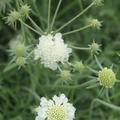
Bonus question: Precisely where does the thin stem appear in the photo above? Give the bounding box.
[63,24,91,36]
[87,66,98,74]
[71,45,90,50]
[98,87,104,97]
[16,0,26,43]
[51,0,62,31]
[106,88,111,103]
[32,1,45,29]
[21,22,26,43]
[47,0,51,32]
[40,79,97,89]
[94,55,103,69]
[89,98,120,120]
[19,19,42,35]
[28,15,43,34]
[57,64,62,72]
[55,2,94,32]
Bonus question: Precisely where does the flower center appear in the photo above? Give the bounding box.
[48,105,66,120]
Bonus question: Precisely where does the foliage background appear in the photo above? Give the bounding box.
[0,0,120,120]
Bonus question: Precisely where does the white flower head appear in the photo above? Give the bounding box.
[35,94,76,120]
[34,33,72,70]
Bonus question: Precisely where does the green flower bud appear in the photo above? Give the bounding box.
[89,42,100,54]
[21,4,30,16]
[16,57,26,66]
[98,67,116,88]
[61,70,71,80]
[88,18,102,29]
[14,44,26,57]
[74,61,84,72]
[7,10,20,25]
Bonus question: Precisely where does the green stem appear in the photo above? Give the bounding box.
[32,0,45,30]
[71,46,90,50]
[47,0,51,32]
[16,0,26,43]
[41,79,97,90]
[51,0,62,31]
[94,55,103,69]
[19,19,42,35]
[62,24,91,36]
[55,2,94,32]
[28,15,43,34]
[89,98,120,120]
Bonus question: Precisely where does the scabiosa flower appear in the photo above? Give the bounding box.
[34,33,72,70]
[61,70,71,80]
[35,94,76,120]
[20,4,31,17]
[87,18,102,29]
[98,67,116,88]
[74,61,84,72]
[6,10,20,25]
[9,35,23,50]
[13,43,26,57]
[89,41,101,54]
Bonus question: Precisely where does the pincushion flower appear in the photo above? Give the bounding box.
[34,33,72,70]
[35,94,76,120]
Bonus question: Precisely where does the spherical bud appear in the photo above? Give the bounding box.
[61,70,71,80]
[7,10,20,25]
[20,4,30,16]
[93,0,104,6]
[16,57,26,66]
[88,18,102,29]
[98,67,116,88]
[89,42,101,54]
[14,44,26,57]
[74,61,84,72]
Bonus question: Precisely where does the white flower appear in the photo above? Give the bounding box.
[35,94,76,120]
[34,33,72,70]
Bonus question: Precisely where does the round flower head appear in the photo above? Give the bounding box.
[34,33,72,70]
[61,70,71,80]
[14,43,26,57]
[9,34,23,50]
[35,94,76,120]
[89,41,101,54]
[88,18,102,29]
[74,61,84,72]
[20,4,31,16]
[98,67,116,88]
[7,10,20,25]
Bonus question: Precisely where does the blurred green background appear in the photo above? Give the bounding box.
[0,0,120,120]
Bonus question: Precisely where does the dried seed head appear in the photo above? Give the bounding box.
[98,67,116,88]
